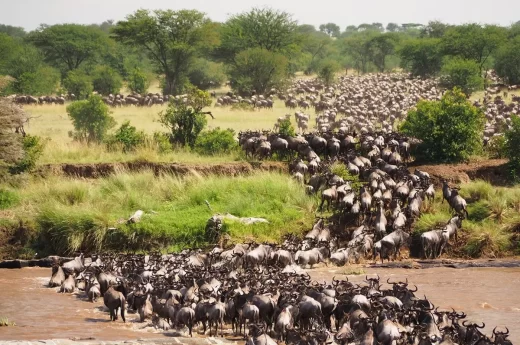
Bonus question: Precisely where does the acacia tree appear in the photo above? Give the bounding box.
[28,24,108,73]
[113,9,218,95]
[342,33,375,74]
[369,33,399,72]
[219,7,299,62]
[399,38,443,78]
[158,87,213,148]
[494,37,520,85]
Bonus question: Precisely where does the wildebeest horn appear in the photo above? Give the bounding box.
[409,285,418,292]
[476,322,485,329]
[387,278,396,285]
[463,320,470,327]
[493,326,497,336]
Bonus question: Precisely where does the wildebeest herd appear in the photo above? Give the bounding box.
[47,249,512,345]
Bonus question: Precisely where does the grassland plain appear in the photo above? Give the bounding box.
[0,171,317,258]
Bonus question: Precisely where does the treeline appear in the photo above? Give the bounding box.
[1,12,520,97]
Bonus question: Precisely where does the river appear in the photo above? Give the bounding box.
[0,266,518,343]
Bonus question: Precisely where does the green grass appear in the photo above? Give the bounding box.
[415,180,520,258]
[1,171,316,255]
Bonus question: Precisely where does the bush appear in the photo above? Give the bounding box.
[228,48,289,95]
[194,128,237,155]
[330,162,362,190]
[505,116,520,181]
[66,95,115,143]
[400,88,485,163]
[9,135,45,174]
[63,70,93,100]
[91,65,123,95]
[278,119,296,137]
[105,121,146,153]
[152,132,173,153]
[399,38,443,78]
[158,87,212,148]
[127,67,149,94]
[12,66,60,96]
[440,58,483,95]
[317,59,340,86]
[485,135,507,158]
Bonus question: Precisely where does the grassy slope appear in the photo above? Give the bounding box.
[414,180,520,258]
[0,171,316,256]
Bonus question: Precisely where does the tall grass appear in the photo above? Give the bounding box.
[416,180,520,257]
[3,171,316,255]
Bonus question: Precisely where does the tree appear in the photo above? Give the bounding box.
[317,59,340,86]
[0,24,26,38]
[219,7,299,62]
[421,21,449,38]
[0,98,26,170]
[440,58,483,95]
[505,116,520,181]
[342,33,375,74]
[158,87,213,148]
[91,65,123,95]
[63,70,93,100]
[127,67,150,94]
[13,66,60,96]
[319,23,340,38]
[400,88,485,163]
[399,38,443,78]
[386,23,400,32]
[300,31,333,73]
[28,24,108,73]
[66,95,115,143]
[441,24,507,73]
[188,58,227,90]
[228,48,289,95]
[369,33,399,72]
[494,37,520,85]
[113,9,217,95]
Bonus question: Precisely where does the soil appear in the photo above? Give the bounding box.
[37,161,288,178]
[410,158,510,186]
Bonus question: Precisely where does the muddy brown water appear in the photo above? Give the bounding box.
[0,267,519,343]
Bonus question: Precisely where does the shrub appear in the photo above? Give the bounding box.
[158,87,212,148]
[9,135,45,174]
[317,59,340,86]
[66,95,115,143]
[505,116,520,181]
[63,70,93,100]
[400,88,485,163]
[105,121,146,152]
[278,119,296,137]
[0,188,18,209]
[152,132,173,153]
[330,162,362,190]
[440,58,483,95]
[194,128,237,155]
[485,135,506,159]
[91,65,123,95]
[127,67,149,94]
[188,58,227,90]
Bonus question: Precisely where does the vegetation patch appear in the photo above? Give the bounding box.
[1,171,316,256]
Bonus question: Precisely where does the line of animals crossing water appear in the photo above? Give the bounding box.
[46,250,513,345]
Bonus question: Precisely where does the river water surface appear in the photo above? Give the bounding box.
[0,267,519,343]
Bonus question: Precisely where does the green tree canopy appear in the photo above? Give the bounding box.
[317,59,340,86]
[319,23,340,37]
[0,24,26,38]
[91,65,123,95]
[113,9,218,95]
[188,58,226,90]
[441,24,506,73]
[386,23,400,32]
[494,37,520,85]
[341,33,375,74]
[228,48,289,95]
[399,38,442,78]
[400,88,485,163]
[218,7,299,62]
[158,87,213,148]
[369,33,399,72]
[66,95,115,143]
[28,24,109,73]
[440,58,483,96]
[127,67,150,94]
